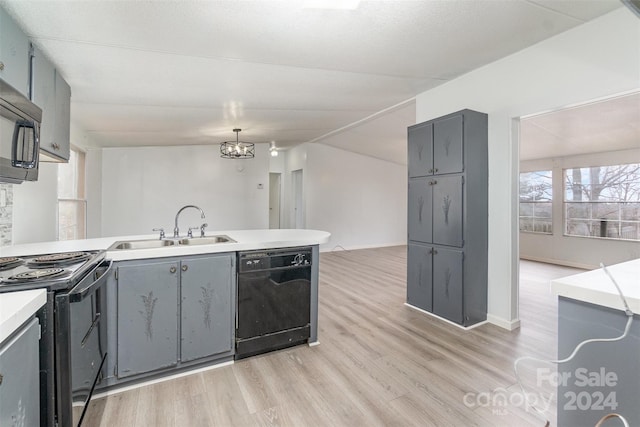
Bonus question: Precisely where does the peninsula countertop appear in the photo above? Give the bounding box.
[550,258,640,314]
[0,289,47,344]
[0,229,331,261]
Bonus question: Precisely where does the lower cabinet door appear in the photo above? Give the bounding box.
[180,254,233,362]
[117,260,179,378]
[406,243,433,311]
[0,318,40,427]
[432,247,464,324]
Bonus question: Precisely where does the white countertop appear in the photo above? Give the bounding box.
[0,229,331,261]
[0,289,47,344]
[551,258,640,314]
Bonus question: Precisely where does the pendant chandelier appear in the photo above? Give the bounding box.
[220,128,255,159]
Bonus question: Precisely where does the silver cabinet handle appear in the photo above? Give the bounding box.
[0,62,4,71]
[428,168,433,174]
[182,265,188,272]
[170,266,177,274]
[434,168,438,173]
[0,373,3,385]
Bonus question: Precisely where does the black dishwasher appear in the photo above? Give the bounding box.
[236,247,311,359]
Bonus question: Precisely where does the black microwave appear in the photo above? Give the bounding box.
[0,78,42,184]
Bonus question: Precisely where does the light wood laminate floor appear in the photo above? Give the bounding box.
[84,247,585,427]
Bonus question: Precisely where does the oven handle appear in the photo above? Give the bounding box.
[68,260,114,303]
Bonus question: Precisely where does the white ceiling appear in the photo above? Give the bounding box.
[520,92,640,161]
[0,0,624,163]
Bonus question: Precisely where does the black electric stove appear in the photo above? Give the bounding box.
[0,250,111,427]
[0,250,105,293]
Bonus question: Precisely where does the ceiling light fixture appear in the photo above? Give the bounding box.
[269,141,278,157]
[220,128,255,159]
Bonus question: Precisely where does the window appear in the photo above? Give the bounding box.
[519,170,552,234]
[58,148,86,240]
[564,163,640,241]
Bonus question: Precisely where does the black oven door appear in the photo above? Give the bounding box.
[55,260,112,427]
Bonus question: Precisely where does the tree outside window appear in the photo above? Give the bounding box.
[519,171,553,234]
[564,163,640,241]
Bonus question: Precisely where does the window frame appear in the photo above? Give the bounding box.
[519,170,553,235]
[57,146,87,241]
[563,163,640,242]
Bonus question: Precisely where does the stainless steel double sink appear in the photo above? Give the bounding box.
[108,235,236,251]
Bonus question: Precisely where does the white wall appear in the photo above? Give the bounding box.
[278,142,406,251]
[520,148,640,269]
[415,9,640,329]
[306,143,406,251]
[85,148,102,238]
[100,144,270,237]
[11,162,58,244]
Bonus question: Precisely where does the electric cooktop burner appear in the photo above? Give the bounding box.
[0,257,24,271]
[28,252,91,268]
[6,268,68,282]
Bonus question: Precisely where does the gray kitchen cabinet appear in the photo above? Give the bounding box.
[408,177,433,243]
[432,114,464,175]
[432,175,463,247]
[557,298,639,426]
[0,7,30,97]
[431,247,464,324]
[31,44,71,161]
[180,254,234,362]
[407,109,487,327]
[408,113,464,177]
[408,122,433,178]
[407,243,433,312]
[50,70,71,160]
[408,175,463,247]
[0,317,40,427]
[110,253,235,383]
[117,259,180,378]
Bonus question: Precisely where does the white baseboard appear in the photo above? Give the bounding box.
[92,360,234,399]
[519,255,595,270]
[404,303,488,330]
[486,314,521,331]
[320,242,406,253]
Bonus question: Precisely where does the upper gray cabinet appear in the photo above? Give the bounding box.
[31,45,71,162]
[408,122,433,178]
[432,115,464,175]
[408,114,464,177]
[0,7,30,97]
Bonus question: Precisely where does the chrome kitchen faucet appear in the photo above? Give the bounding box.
[174,205,206,237]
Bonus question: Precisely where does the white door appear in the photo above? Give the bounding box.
[269,173,281,229]
[292,169,304,229]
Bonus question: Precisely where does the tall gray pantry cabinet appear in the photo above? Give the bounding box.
[406,110,488,327]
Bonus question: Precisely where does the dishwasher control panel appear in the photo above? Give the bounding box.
[238,247,312,272]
